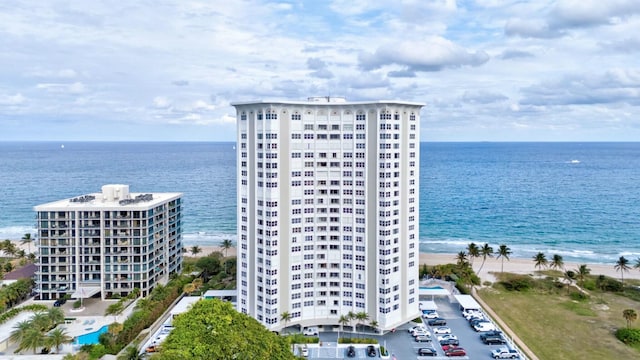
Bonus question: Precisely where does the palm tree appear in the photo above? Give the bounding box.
[496,244,511,273]
[347,311,356,333]
[10,320,31,347]
[574,264,591,287]
[563,270,575,294]
[623,309,638,329]
[189,245,202,257]
[46,328,72,353]
[355,311,369,337]
[220,239,233,257]
[634,257,640,271]
[21,233,34,254]
[31,312,52,331]
[466,243,480,267]
[369,320,379,334]
[477,243,494,274]
[20,327,46,354]
[550,254,564,271]
[338,314,350,339]
[280,311,291,334]
[533,252,548,271]
[455,251,468,267]
[615,256,631,286]
[46,308,65,327]
[105,302,124,322]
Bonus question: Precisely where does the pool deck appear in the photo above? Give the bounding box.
[0,297,137,356]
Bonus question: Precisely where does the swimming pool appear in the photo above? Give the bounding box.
[420,286,444,290]
[76,325,109,345]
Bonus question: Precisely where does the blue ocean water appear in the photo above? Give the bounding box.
[0,142,638,264]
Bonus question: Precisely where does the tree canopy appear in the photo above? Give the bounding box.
[156,299,295,360]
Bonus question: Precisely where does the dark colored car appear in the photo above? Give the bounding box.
[367,345,376,357]
[346,345,356,358]
[440,338,460,346]
[481,331,506,345]
[418,347,437,356]
[469,318,489,328]
[445,347,467,357]
[427,318,447,326]
[53,298,66,307]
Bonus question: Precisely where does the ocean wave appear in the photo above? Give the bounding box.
[183,231,237,247]
[0,225,37,240]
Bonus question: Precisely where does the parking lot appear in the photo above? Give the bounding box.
[308,295,522,360]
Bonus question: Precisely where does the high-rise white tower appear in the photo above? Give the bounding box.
[233,97,424,332]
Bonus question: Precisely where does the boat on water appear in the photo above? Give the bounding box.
[570,159,580,164]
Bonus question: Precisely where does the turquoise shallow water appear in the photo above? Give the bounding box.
[0,141,638,264]
[76,325,108,345]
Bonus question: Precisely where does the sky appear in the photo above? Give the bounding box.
[1,0,639,142]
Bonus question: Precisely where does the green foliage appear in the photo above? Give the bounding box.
[156,299,295,360]
[380,345,388,356]
[338,337,378,344]
[500,274,535,291]
[597,276,624,292]
[583,279,597,290]
[0,304,48,325]
[73,300,82,309]
[0,278,34,311]
[569,291,589,301]
[412,317,423,323]
[286,334,319,344]
[113,275,191,354]
[615,328,640,345]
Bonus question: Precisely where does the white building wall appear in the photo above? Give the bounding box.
[234,99,423,332]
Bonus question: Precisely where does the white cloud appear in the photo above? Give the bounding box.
[0,0,639,141]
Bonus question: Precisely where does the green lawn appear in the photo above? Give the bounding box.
[477,276,640,360]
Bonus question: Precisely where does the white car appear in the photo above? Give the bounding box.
[303,327,318,336]
[437,334,458,342]
[423,311,439,319]
[412,330,430,338]
[433,326,451,334]
[408,325,427,333]
[474,322,497,332]
[300,346,309,357]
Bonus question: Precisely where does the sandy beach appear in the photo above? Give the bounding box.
[13,239,639,284]
[185,244,640,283]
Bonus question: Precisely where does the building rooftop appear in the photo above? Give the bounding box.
[231,98,425,107]
[34,184,182,211]
[3,263,37,280]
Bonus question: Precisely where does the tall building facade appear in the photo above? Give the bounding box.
[233,97,424,332]
[34,184,183,300]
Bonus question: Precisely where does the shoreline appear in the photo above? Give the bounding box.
[182,244,640,283]
[11,240,639,283]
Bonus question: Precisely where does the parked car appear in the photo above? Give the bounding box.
[437,334,458,342]
[469,318,490,327]
[433,326,451,334]
[427,318,447,326]
[409,325,427,333]
[422,310,439,319]
[367,345,377,357]
[412,329,430,338]
[491,347,520,359]
[474,322,497,332]
[439,338,460,346]
[53,298,66,307]
[415,335,432,342]
[445,347,467,357]
[346,345,356,358]
[303,327,318,336]
[481,331,506,344]
[418,347,438,356]
[301,346,308,357]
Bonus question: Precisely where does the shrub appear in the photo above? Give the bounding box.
[501,275,534,291]
[380,345,389,356]
[73,300,82,309]
[412,317,423,323]
[0,304,48,325]
[615,328,640,345]
[569,291,589,301]
[582,279,596,291]
[286,334,319,344]
[597,277,623,292]
[338,337,378,344]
